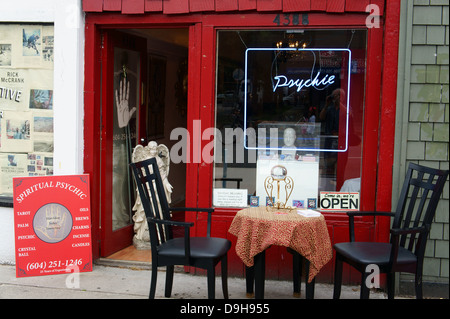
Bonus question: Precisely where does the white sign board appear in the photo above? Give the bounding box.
[213,188,248,207]
[256,160,319,208]
[319,192,360,211]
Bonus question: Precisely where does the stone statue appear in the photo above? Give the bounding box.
[131,141,173,249]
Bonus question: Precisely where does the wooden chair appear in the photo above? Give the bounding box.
[130,157,231,299]
[333,163,448,299]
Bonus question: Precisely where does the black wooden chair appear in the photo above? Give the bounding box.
[333,163,448,299]
[130,157,231,299]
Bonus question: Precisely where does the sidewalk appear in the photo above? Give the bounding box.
[0,261,398,299]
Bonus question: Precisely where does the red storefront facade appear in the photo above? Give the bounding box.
[82,0,401,284]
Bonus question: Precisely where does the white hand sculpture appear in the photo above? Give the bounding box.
[115,79,136,128]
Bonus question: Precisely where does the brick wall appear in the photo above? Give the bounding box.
[399,0,449,285]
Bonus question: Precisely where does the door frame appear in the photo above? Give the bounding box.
[84,17,202,259]
[99,30,147,257]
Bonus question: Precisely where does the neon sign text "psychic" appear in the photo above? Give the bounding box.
[272,72,335,92]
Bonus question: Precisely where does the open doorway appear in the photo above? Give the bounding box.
[101,28,189,262]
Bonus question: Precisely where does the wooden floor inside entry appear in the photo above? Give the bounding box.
[106,245,151,263]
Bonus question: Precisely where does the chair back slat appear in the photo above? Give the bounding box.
[130,158,173,249]
[392,163,449,255]
[400,172,425,249]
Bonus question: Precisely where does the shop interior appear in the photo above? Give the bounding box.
[104,28,189,262]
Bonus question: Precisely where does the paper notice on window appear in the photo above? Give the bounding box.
[1,111,33,153]
[0,153,27,195]
[213,188,248,207]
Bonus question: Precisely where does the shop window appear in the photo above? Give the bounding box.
[213,29,366,209]
[0,23,54,205]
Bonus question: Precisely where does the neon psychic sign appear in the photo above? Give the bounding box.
[243,48,352,153]
[272,72,336,93]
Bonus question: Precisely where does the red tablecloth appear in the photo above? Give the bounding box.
[228,207,332,282]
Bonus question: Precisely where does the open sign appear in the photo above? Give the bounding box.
[319,192,359,211]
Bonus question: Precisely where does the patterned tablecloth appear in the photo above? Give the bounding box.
[228,207,332,282]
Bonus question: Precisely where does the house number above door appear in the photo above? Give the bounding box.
[273,13,309,26]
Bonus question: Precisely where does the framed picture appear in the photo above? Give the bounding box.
[307,198,317,209]
[250,196,259,207]
[293,200,305,208]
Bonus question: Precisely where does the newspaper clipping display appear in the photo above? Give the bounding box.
[0,24,54,196]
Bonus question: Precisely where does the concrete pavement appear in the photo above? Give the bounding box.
[0,260,399,300]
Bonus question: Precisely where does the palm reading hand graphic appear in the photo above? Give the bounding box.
[115,79,136,128]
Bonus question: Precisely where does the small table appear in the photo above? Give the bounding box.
[228,206,332,299]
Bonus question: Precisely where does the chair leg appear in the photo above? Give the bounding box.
[360,271,370,299]
[333,256,343,299]
[415,273,423,299]
[149,263,158,299]
[221,255,229,299]
[207,263,216,299]
[387,272,395,299]
[165,265,174,298]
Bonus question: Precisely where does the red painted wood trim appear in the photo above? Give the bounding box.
[371,0,385,15]
[200,12,367,27]
[85,11,201,24]
[197,25,216,210]
[376,0,401,243]
[185,23,202,212]
[83,0,103,12]
[283,0,310,12]
[83,22,102,259]
[345,0,369,12]
[256,0,282,11]
[184,23,204,242]
[361,26,384,214]
[239,0,257,11]
[122,0,145,14]
[103,0,121,11]
[216,0,238,12]
[190,0,215,12]
[144,0,163,12]
[82,0,384,14]
[82,0,385,14]
[99,30,114,254]
[163,0,189,14]
[326,0,345,13]
[310,0,327,11]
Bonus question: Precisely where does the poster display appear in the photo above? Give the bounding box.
[13,175,92,278]
[0,24,54,198]
[256,159,319,208]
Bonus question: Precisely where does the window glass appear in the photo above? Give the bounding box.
[0,24,54,201]
[214,30,367,208]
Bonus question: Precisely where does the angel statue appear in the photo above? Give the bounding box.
[131,141,173,249]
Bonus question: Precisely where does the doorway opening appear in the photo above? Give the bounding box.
[101,28,189,262]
